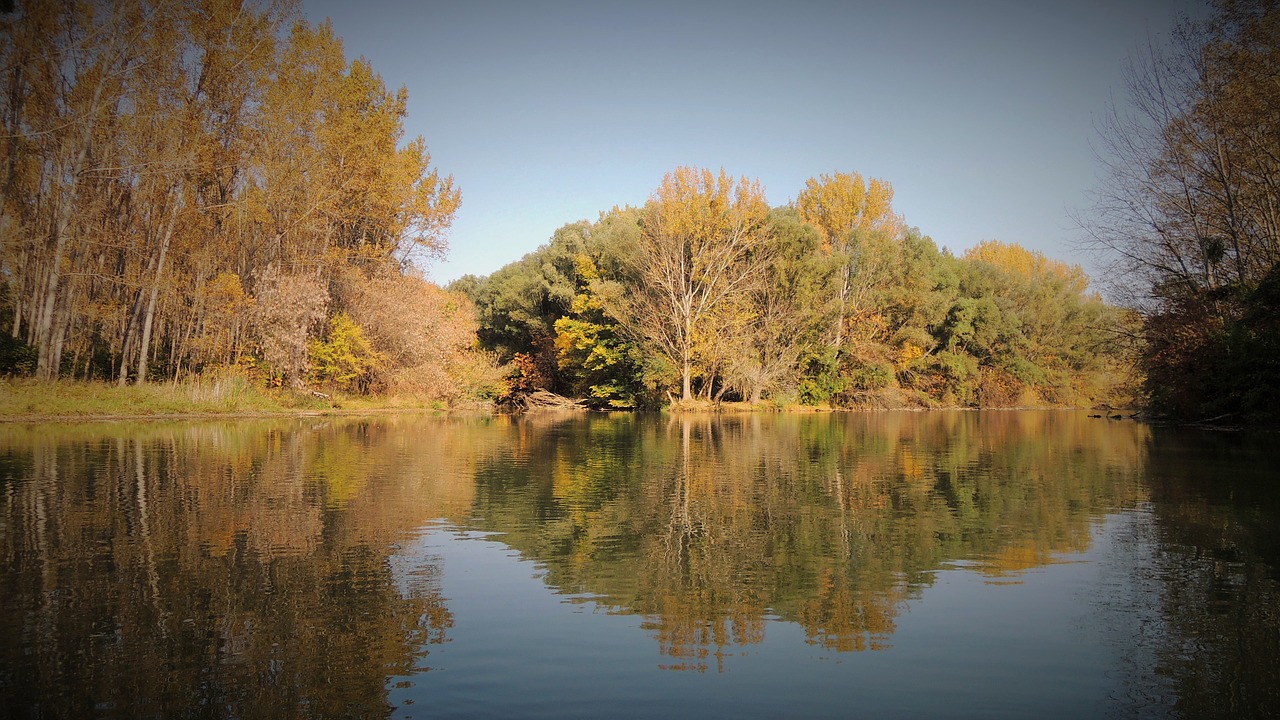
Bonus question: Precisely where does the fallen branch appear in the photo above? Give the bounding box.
[506,389,586,412]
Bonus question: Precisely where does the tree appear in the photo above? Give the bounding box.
[251,268,328,386]
[1083,0,1280,420]
[0,3,463,396]
[1,0,148,378]
[552,254,644,407]
[616,167,771,402]
[309,312,383,392]
[724,208,830,403]
[462,221,587,365]
[343,268,489,399]
[795,172,902,356]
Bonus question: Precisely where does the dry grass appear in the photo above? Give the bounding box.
[0,368,465,421]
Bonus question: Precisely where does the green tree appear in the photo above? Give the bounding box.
[553,255,644,407]
[726,208,832,403]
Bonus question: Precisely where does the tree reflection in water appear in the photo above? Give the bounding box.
[1,412,1276,717]
[0,417,485,718]
[468,411,1152,670]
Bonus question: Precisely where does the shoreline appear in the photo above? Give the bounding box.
[0,378,1145,425]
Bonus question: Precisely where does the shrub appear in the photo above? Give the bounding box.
[309,313,384,392]
[251,270,329,387]
[0,335,37,376]
[848,363,894,390]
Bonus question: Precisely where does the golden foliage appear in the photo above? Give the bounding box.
[345,269,492,399]
[623,166,771,401]
[796,171,902,253]
[964,240,1089,293]
[0,3,461,390]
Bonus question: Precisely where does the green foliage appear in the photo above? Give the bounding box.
[551,253,645,408]
[0,334,37,377]
[461,222,604,400]
[1000,355,1046,386]
[941,296,1005,356]
[797,351,848,406]
[930,350,979,383]
[848,363,895,391]
[308,313,383,392]
[467,182,1131,409]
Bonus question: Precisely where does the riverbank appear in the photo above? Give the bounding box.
[0,377,1131,423]
[0,376,474,423]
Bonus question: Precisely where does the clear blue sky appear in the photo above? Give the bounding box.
[303,0,1206,285]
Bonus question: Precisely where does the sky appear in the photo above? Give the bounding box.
[302,0,1208,286]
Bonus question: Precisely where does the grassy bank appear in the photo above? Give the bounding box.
[1,375,1117,423]
[0,373,468,422]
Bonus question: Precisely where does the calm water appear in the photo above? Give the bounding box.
[1,411,1276,718]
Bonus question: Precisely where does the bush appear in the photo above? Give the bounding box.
[0,334,37,376]
[795,350,851,405]
[251,270,329,386]
[309,313,384,392]
[848,363,894,390]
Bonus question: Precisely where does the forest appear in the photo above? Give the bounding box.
[0,0,489,401]
[2,0,1277,420]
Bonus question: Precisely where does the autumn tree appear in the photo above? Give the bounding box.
[466,194,1128,409]
[1085,0,1280,420]
[723,208,831,403]
[0,2,467,397]
[342,267,492,400]
[0,0,148,378]
[795,172,902,357]
[252,268,328,386]
[616,167,771,402]
[552,253,644,408]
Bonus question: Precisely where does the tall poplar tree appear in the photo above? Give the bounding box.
[795,172,902,357]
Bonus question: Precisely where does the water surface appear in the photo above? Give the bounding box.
[1,411,1276,718]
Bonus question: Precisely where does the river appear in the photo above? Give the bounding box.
[1,411,1276,718]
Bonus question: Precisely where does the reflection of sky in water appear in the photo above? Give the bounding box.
[388,509,1173,719]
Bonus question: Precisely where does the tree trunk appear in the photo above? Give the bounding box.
[118,292,143,386]
[34,231,68,379]
[135,201,178,385]
[33,74,106,379]
[681,310,693,401]
[713,380,728,403]
[834,267,851,356]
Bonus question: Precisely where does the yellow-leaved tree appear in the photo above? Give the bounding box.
[796,172,902,356]
[617,167,771,401]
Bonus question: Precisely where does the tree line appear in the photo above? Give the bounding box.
[0,0,485,398]
[5,0,1272,419]
[454,168,1131,409]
